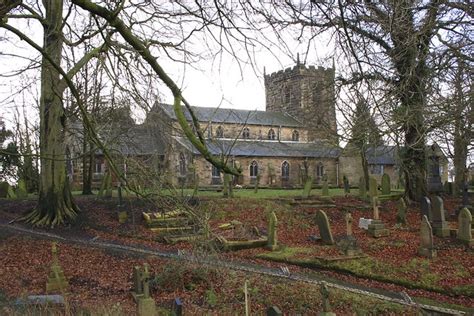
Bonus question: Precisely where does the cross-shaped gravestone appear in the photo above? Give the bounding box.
[372,196,380,220]
[319,281,336,316]
[46,242,69,293]
[368,176,378,199]
[345,212,353,237]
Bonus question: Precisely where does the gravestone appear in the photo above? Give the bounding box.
[315,210,334,245]
[172,298,183,316]
[322,180,329,197]
[431,196,450,237]
[420,197,432,222]
[6,184,15,199]
[358,218,373,230]
[358,176,366,199]
[319,281,336,316]
[266,212,278,250]
[381,173,391,195]
[343,175,350,195]
[136,264,155,316]
[367,197,389,238]
[337,212,362,256]
[443,181,453,196]
[418,215,436,258]
[46,242,69,293]
[396,198,407,225]
[302,176,313,198]
[132,266,144,302]
[266,306,283,316]
[427,148,443,193]
[368,177,378,200]
[457,208,473,247]
[15,179,28,198]
[0,182,9,198]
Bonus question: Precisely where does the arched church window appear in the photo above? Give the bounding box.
[316,162,324,179]
[179,153,187,176]
[281,161,290,179]
[268,129,276,140]
[216,126,224,138]
[292,130,299,141]
[242,127,250,139]
[250,160,258,178]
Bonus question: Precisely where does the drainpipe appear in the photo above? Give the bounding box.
[336,160,339,187]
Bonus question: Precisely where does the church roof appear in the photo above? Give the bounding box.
[365,146,397,165]
[157,103,302,127]
[174,137,340,158]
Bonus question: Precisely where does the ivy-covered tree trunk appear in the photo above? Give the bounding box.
[23,0,79,226]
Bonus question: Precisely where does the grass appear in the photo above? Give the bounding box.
[257,247,473,298]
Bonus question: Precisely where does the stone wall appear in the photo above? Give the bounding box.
[192,156,338,187]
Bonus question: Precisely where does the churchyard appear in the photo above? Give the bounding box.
[0,179,473,315]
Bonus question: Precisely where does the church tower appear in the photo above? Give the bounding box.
[264,60,337,143]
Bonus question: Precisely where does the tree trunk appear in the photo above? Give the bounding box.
[22,0,79,226]
[81,132,93,195]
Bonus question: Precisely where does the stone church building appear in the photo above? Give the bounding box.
[68,61,448,189]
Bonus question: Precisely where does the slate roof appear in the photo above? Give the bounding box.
[157,103,302,127]
[174,137,340,158]
[365,146,397,165]
[98,124,166,156]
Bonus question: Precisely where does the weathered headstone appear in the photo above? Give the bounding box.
[0,182,9,198]
[345,212,353,237]
[132,266,144,301]
[315,210,334,245]
[396,198,407,225]
[368,176,378,200]
[46,242,69,293]
[358,176,366,199]
[367,197,389,238]
[420,196,432,222]
[15,179,28,199]
[6,184,15,199]
[457,208,473,247]
[137,264,156,316]
[266,306,283,316]
[172,297,183,316]
[418,215,436,258]
[266,212,278,250]
[302,176,313,198]
[381,173,391,195]
[321,180,329,197]
[443,181,453,196]
[431,196,450,237]
[319,281,336,316]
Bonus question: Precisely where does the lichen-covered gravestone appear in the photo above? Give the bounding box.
[368,176,378,200]
[0,182,9,198]
[420,196,432,222]
[266,211,278,250]
[302,176,313,198]
[358,176,366,199]
[322,180,329,197]
[381,173,391,195]
[457,208,473,247]
[396,198,407,225]
[343,175,350,195]
[418,215,436,258]
[266,306,283,316]
[136,264,156,316]
[431,196,450,237]
[319,281,336,316]
[315,210,334,245]
[46,242,69,293]
[15,179,28,199]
